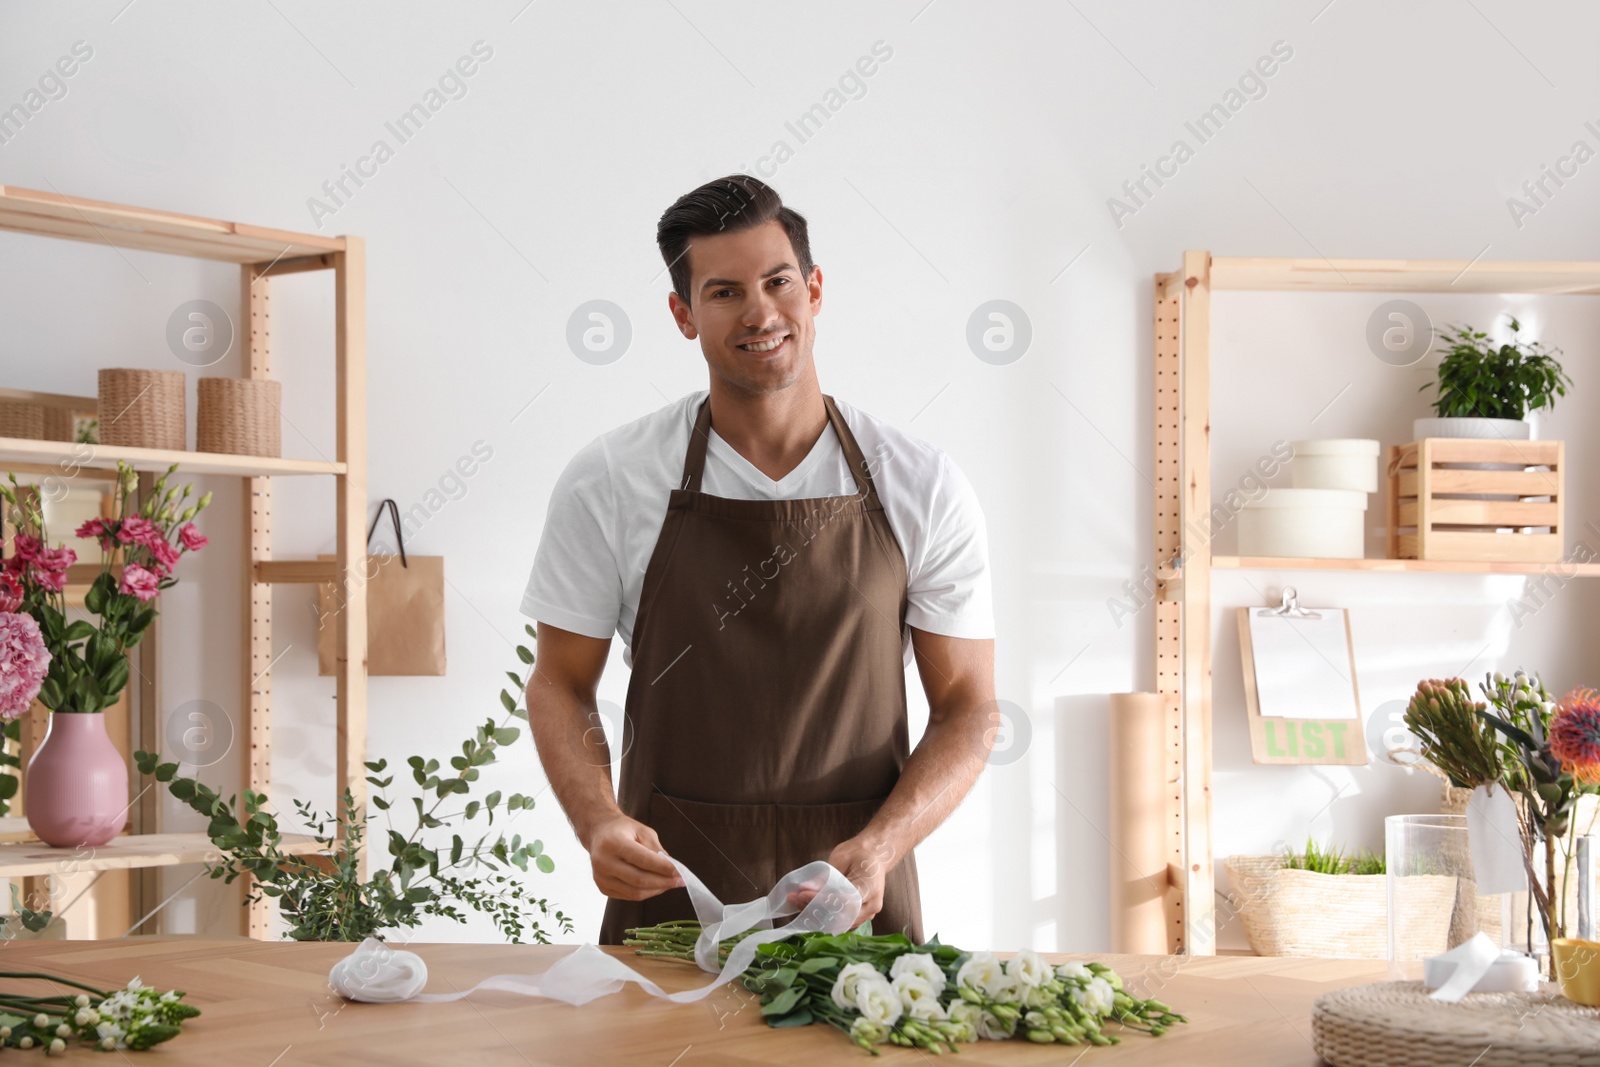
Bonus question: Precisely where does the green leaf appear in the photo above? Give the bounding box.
[765,1006,814,1028]
[760,985,805,1016]
[516,645,534,664]
[486,790,502,810]
[535,854,554,874]
[62,619,96,642]
[500,689,517,714]
[493,727,519,746]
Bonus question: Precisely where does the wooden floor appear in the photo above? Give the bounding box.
[0,939,1400,1064]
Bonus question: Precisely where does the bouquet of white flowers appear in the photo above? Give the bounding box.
[626,920,1186,1055]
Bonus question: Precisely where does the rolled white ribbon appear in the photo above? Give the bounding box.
[330,856,862,1006]
[1425,932,1539,1001]
[329,939,430,1002]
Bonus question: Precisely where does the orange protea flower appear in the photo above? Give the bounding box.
[1549,687,1600,785]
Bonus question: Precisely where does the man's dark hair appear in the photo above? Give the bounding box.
[656,174,814,306]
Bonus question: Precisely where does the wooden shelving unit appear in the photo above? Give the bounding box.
[0,185,368,939]
[1212,555,1600,576]
[1151,253,1600,957]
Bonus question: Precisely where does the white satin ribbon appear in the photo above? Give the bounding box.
[1425,932,1539,1001]
[330,856,862,1006]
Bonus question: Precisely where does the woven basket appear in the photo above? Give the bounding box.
[41,406,76,441]
[1227,855,1456,958]
[1312,980,1600,1067]
[98,369,185,450]
[0,401,45,440]
[196,377,280,457]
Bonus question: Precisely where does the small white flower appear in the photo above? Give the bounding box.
[850,1016,889,1044]
[1024,983,1057,1008]
[975,1009,1015,1040]
[1005,948,1054,989]
[1070,975,1116,1017]
[948,1000,982,1040]
[1055,961,1091,983]
[889,952,945,988]
[986,971,1025,1004]
[893,973,948,1020]
[855,975,904,1027]
[956,951,1002,996]
[831,961,881,1011]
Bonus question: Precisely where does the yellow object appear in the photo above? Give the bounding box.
[1551,938,1600,1006]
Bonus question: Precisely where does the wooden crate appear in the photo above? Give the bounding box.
[1387,438,1564,563]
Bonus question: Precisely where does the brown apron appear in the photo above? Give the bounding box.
[597,394,923,945]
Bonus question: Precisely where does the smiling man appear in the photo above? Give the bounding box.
[523,174,996,943]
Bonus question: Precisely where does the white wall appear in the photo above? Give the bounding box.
[2,1,1598,951]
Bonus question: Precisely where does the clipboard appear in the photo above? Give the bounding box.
[1236,587,1366,766]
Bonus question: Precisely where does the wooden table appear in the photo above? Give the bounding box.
[0,938,1391,1064]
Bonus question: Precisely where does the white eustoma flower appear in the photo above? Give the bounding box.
[1005,949,1053,989]
[947,1001,982,1041]
[986,971,1025,1005]
[1070,975,1116,1016]
[893,973,948,1020]
[850,1017,889,1044]
[855,975,904,1027]
[889,952,945,988]
[956,952,1004,996]
[1055,961,1091,983]
[976,1009,1015,1040]
[832,961,882,1011]
[1024,983,1057,1009]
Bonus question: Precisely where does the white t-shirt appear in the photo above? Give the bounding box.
[520,391,993,668]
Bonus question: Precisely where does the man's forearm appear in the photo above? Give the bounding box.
[527,677,623,850]
[860,708,990,867]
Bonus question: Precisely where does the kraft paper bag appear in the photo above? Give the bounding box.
[316,499,446,677]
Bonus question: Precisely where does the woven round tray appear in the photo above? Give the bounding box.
[1313,981,1600,1067]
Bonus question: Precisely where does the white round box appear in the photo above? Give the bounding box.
[1239,487,1368,559]
[1290,439,1381,493]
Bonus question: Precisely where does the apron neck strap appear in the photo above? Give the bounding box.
[679,394,883,506]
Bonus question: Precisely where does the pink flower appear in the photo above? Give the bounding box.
[10,533,40,563]
[28,565,66,594]
[177,523,208,552]
[115,517,161,548]
[0,611,51,720]
[118,563,162,602]
[75,518,107,540]
[147,536,181,575]
[0,573,21,614]
[35,546,75,574]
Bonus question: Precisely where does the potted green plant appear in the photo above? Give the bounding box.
[1415,316,1572,441]
[1226,838,1454,958]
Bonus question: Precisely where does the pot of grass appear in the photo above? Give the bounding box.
[1226,838,1454,958]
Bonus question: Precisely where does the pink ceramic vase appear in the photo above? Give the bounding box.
[24,712,129,848]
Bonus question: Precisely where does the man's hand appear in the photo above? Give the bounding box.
[788,834,898,923]
[586,813,685,902]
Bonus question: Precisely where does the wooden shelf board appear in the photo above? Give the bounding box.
[0,818,38,845]
[0,832,326,878]
[1210,256,1600,295]
[1212,554,1600,576]
[0,437,344,477]
[0,186,343,265]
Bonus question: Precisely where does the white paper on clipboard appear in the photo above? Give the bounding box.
[1246,608,1359,721]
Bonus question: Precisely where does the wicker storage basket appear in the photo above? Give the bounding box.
[1312,980,1600,1067]
[41,406,76,441]
[196,377,280,457]
[98,369,185,450]
[1227,854,1456,958]
[0,401,45,440]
